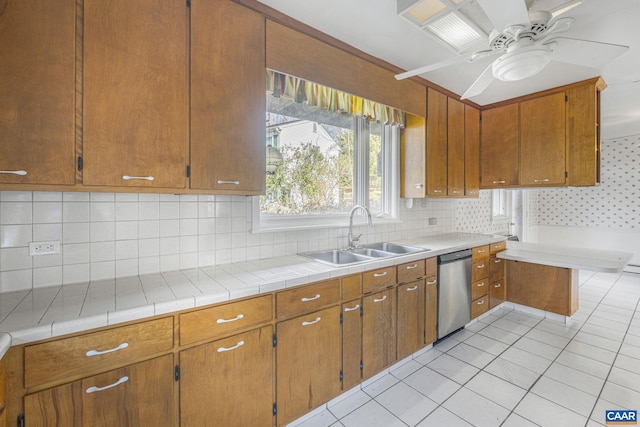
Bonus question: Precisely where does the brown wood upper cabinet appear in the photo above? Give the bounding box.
[82,0,188,189]
[481,77,605,189]
[401,89,480,198]
[190,0,266,194]
[0,0,76,186]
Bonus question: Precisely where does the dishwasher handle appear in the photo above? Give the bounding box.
[438,249,472,265]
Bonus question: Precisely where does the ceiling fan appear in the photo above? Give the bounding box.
[395,0,629,99]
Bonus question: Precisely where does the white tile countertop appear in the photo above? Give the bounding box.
[497,241,633,273]
[0,232,507,358]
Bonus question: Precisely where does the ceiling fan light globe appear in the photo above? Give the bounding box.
[492,45,552,81]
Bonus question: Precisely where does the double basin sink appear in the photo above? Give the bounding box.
[301,242,430,266]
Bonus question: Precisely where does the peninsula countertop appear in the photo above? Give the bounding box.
[0,232,506,358]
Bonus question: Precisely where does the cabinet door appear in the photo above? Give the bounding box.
[190,0,266,193]
[24,354,174,427]
[400,114,427,198]
[342,299,362,391]
[0,0,76,185]
[567,81,602,186]
[447,97,465,197]
[397,281,425,360]
[481,103,519,187]
[180,326,273,427]
[464,105,480,197]
[276,306,341,426]
[425,276,438,345]
[520,92,566,185]
[426,88,447,196]
[83,0,188,188]
[362,289,396,379]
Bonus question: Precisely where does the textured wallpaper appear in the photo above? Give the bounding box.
[535,135,639,229]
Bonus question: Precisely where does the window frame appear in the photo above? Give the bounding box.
[491,188,512,224]
[251,117,400,233]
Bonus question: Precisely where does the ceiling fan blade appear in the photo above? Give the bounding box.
[547,37,629,69]
[537,16,574,44]
[460,62,496,100]
[476,0,530,32]
[394,50,498,80]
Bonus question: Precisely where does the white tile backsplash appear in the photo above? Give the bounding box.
[0,190,498,291]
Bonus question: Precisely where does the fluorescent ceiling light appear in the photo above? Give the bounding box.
[400,0,446,26]
[551,0,583,18]
[426,12,485,52]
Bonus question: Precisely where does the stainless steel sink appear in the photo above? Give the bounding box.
[300,242,428,266]
[361,242,429,254]
[301,249,372,266]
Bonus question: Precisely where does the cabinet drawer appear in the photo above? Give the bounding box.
[471,260,488,282]
[471,279,489,301]
[363,267,396,294]
[24,317,173,388]
[471,296,489,319]
[490,241,506,254]
[426,257,437,277]
[472,245,490,260]
[489,256,505,282]
[180,294,273,345]
[277,279,340,319]
[397,260,425,284]
[490,280,506,309]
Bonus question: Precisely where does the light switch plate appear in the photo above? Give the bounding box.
[29,241,61,256]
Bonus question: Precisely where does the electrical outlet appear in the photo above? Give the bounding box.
[29,241,61,256]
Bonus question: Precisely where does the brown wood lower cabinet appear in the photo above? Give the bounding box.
[362,289,397,379]
[425,276,438,345]
[276,306,342,426]
[179,326,274,427]
[397,281,425,360]
[342,299,362,390]
[24,354,174,427]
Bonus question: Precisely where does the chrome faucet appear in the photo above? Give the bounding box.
[347,205,373,250]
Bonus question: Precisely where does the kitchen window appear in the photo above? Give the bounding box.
[492,188,512,223]
[252,70,402,232]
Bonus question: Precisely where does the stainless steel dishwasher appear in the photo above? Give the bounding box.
[437,249,472,339]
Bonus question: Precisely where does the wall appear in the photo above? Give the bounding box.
[0,193,459,292]
[455,191,510,235]
[527,134,640,267]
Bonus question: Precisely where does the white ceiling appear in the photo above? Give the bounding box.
[256,0,640,139]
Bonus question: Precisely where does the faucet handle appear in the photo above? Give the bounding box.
[351,233,363,248]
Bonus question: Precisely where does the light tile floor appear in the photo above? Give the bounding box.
[289,270,640,427]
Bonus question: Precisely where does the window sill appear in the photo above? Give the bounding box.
[251,214,401,234]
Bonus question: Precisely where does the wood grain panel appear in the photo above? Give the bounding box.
[471,295,489,319]
[397,281,425,360]
[447,97,465,196]
[425,276,438,345]
[472,260,488,282]
[489,256,505,283]
[472,245,490,260]
[362,289,396,379]
[471,279,489,301]
[342,299,362,391]
[341,274,362,300]
[400,114,427,198]
[426,257,437,277]
[362,267,396,294]
[276,279,341,319]
[397,259,426,285]
[480,103,519,187]
[567,81,601,186]
[82,0,188,188]
[0,0,76,185]
[266,21,426,117]
[506,260,578,316]
[464,105,480,197]
[489,280,506,309]
[426,88,448,196]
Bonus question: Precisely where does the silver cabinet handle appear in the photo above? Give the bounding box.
[406,285,418,291]
[433,189,443,193]
[476,282,486,287]
[0,170,27,176]
[415,183,424,189]
[494,259,502,263]
[217,180,240,185]
[373,295,387,303]
[494,284,502,288]
[534,178,550,183]
[302,317,321,326]
[301,294,320,302]
[477,300,485,305]
[86,376,128,394]
[477,249,485,253]
[344,304,360,312]
[477,264,485,269]
[426,279,437,285]
[405,264,418,270]
[493,180,506,184]
[216,314,244,324]
[86,342,129,357]
[373,272,388,278]
[452,190,461,194]
[217,340,245,353]
[122,175,154,181]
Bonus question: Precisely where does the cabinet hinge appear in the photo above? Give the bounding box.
[360,361,363,371]
[360,306,363,317]
[186,0,191,7]
[17,414,25,427]
[186,165,191,178]
[565,94,568,102]
[272,334,277,348]
[174,365,180,381]
[340,313,343,324]
[77,156,83,172]
[565,171,568,178]
[273,403,277,416]
[340,370,344,382]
